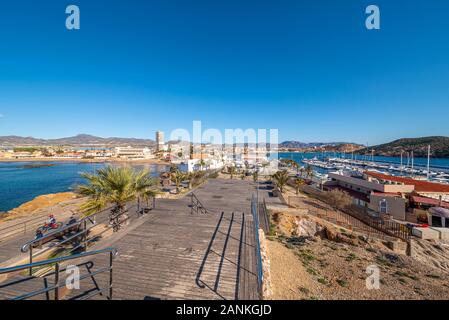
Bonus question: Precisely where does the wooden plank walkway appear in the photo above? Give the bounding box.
[1,179,279,300]
[80,179,263,300]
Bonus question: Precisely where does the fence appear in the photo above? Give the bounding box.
[19,202,143,275]
[0,248,117,300]
[0,215,49,243]
[258,199,270,235]
[289,185,411,241]
[250,194,263,297]
[190,193,208,214]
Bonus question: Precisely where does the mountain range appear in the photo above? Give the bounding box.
[1,135,449,157]
[0,134,155,147]
[279,141,361,149]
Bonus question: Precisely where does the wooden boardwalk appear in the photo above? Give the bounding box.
[82,179,263,300]
[1,179,280,300]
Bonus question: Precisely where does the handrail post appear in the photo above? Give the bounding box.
[29,247,33,276]
[54,263,60,300]
[83,220,87,252]
[109,251,113,300]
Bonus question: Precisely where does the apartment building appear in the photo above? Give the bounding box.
[325,171,449,221]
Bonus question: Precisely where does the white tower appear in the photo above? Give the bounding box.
[156,131,164,152]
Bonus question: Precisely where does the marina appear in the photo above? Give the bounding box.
[279,152,449,184]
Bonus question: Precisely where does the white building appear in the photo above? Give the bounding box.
[176,158,225,173]
[156,131,164,152]
[114,146,154,160]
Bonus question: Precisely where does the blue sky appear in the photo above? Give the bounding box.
[0,0,448,145]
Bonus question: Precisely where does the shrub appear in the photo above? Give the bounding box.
[336,279,348,287]
[208,172,219,179]
[325,189,353,210]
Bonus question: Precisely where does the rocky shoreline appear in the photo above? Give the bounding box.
[0,192,83,223]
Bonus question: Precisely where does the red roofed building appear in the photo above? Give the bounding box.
[365,171,449,203]
[325,171,449,222]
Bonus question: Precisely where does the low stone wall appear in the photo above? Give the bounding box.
[258,229,273,299]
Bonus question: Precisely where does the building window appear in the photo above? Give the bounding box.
[432,216,443,228]
[379,199,388,214]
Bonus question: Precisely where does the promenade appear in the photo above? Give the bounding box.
[0,178,281,300]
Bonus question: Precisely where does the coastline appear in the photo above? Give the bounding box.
[0,192,83,223]
[0,157,170,165]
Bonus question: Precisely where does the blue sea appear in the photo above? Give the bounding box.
[0,162,167,212]
[277,152,449,174]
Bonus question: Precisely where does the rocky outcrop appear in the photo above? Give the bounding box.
[1,192,79,222]
[292,217,325,238]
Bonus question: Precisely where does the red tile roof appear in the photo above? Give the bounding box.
[365,171,449,193]
[410,195,449,209]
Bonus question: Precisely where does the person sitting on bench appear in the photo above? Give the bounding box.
[47,214,57,228]
[67,214,77,225]
[34,229,43,240]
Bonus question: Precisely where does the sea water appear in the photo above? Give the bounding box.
[0,162,167,212]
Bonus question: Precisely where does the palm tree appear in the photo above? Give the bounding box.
[169,164,179,174]
[171,170,186,193]
[291,160,300,173]
[77,166,158,231]
[198,159,206,171]
[134,169,160,211]
[299,167,305,178]
[252,171,259,183]
[305,164,313,179]
[272,170,289,193]
[293,178,305,195]
[228,166,236,179]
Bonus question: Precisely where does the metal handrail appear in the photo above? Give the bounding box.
[0,247,117,300]
[251,194,264,297]
[191,193,208,214]
[0,247,117,274]
[21,204,116,253]
[0,215,47,243]
[20,204,137,275]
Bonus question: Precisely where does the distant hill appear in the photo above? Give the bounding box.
[279,141,361,149]
[0,134,155,147]
[358,136,449,158]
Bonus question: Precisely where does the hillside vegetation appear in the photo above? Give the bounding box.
[358,136,449,158]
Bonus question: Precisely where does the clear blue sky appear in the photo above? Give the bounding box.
[0,0,448,145]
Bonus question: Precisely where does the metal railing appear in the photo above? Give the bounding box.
[251,194,263,297]
[291,185,412,241]
[20,203,139,275]
[0,247,117,300]
[0,215,48,243]
[258,199,270,235]
[190,193,208,214]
